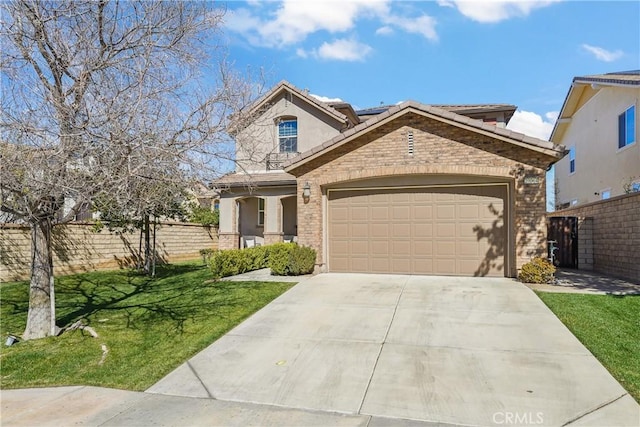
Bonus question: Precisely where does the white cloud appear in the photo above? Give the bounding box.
[315,38,373,62]
[376,26,394,36]
[438,0,560,23]
[226,1,388,48]
[383,14,438,41]
[581,44,624,62]
[506,110,558,140]
[310,94,344,103]
[226,0,439,59]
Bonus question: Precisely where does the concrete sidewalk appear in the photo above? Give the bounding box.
[526,268,640,295]
[3,274,639,426]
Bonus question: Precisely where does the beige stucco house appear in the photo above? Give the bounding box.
[215,81,565,277]
[551,71,640,208]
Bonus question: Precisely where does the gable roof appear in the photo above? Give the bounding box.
[283,101,565,172]
[241,80,350,126]
[550,70,640,143]
[356,103,517,124]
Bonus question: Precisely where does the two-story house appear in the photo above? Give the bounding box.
[551,71,640,208]
[215,81,565,277]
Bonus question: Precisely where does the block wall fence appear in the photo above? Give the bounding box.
[1,222,218,282]
[549,192,640,282]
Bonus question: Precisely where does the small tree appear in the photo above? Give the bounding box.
[0,0,258,340]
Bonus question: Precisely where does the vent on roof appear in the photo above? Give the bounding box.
[407,131,414,156]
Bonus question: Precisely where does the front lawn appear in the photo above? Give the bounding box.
[0,262,295,391]
[536,292,640,402]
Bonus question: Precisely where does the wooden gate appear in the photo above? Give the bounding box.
[547,216,578,268]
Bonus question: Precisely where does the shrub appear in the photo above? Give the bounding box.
[268,243,316,276]
[268,243,295,276]
[289,245,316,275]
[209,245,270,279]
[519,257,556,284]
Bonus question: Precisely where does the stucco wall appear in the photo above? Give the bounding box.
[555,86,640,206]
[550,192,640,281]
[0,222,218,282]
[235,93,344,172]
[290,112,552,276]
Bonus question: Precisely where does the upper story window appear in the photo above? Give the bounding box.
[569,146,576,174]
[278,118,298,153]
[257,198,265,226]
[618,105,635,149]
[600,189,611,200]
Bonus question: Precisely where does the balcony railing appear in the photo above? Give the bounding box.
[266,152,300,171]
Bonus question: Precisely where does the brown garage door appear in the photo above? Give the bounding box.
[328,186,506,276]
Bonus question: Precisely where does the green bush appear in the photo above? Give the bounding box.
[268,243,295,276]
[518,257,556,284]
[209,245,270,279]
[268,243,316,276]
[209,243,316,279]
[289,245,316,275]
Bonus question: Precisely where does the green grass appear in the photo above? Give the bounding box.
[536,292,640,402]
[0,262,295,391]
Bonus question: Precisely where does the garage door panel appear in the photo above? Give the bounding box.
[436,223,456,238]
[350,207,369,221]
[436,205,455,219]
[350,240,369,256]
[435,241,456,257]
[391,258,411,273]
[370,223,390,238]
[412,241,433,256]
[350,257,370,272]
[435,259,456,275]
[392,223,411,238]
[458,204,480,219]
[328,186,506,276]
[371,241,389,255]
[391,241,411,256]
[371,206,389,220]
[413,223,433,238]
[392,206,410,220]
[371,257,391,273]
[412,259,434,274]
[413,205,433,220]
[351,223,369,238]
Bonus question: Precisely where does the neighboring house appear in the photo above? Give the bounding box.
[551,71,640,208]
[215,81,565,277]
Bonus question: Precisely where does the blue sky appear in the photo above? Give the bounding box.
[223,0,639,138]
[220,0,640,208]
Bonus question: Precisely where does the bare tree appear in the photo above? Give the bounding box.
[0,0,258,340]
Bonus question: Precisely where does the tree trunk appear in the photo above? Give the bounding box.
[23,218,55,340]
[143,214,151,274]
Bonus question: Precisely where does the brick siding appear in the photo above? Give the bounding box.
[550,193,640,282]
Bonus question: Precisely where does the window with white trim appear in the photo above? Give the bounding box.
[257,198,265,226]
[601,189,611,200]
[278,119,298,153]
[569,146,576,174]
[632,181,640,193]
[618,105,636,149]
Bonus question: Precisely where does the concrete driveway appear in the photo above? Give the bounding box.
[148,273,639,426]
